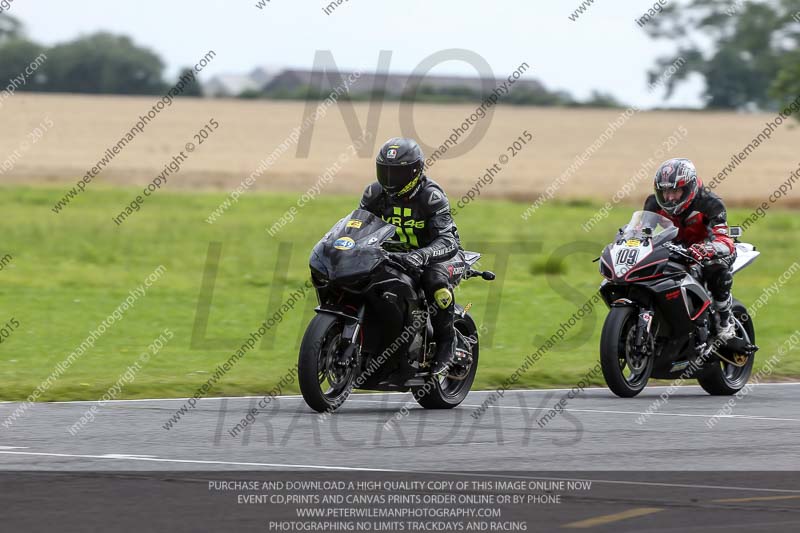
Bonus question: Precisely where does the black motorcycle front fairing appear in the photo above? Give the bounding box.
[309,209,397,285]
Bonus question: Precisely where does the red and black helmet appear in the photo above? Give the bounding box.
[653,158,699,216]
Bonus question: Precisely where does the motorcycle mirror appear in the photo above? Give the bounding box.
[481,271,496,281]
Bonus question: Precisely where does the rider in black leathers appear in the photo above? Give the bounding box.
[359,137,465,375]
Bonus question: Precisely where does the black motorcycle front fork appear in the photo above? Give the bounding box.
[337,308,364,370]
[634,309,654,353]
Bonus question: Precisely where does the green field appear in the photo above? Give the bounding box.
[1,186,798,401]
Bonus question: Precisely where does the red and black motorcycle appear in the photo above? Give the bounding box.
[598,211,759,397]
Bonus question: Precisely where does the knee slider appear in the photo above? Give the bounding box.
[433,287,453,309]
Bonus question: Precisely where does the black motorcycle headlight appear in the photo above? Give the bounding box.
[310,266,328,286]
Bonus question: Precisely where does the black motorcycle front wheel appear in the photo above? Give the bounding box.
[697,300,755,395]
[600,306,654,398]
[413,311,479,409]
[298,313,356,413]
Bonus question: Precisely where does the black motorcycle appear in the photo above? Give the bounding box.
[598,211,759,397]
[299,209,495,413]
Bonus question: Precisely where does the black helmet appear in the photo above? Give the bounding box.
[653,158,699,216]
[376,137,424,198]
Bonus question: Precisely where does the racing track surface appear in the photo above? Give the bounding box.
[3,383,800,471]
[2,383,800,531]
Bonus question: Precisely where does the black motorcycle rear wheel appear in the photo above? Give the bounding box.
[413,311,479,409]
[298,313,356,413]
[697,300,755,395]
[600,306,653,398]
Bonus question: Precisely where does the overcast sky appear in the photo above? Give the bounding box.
[10,0,704,108]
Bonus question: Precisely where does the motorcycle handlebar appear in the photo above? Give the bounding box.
[664,242,702,265]
[384,252,495,282]
[466,269,496,281]
[383,252,423,277]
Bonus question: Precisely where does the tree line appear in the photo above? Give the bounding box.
[0,14,200,96]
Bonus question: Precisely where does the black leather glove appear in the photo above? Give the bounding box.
[391,249,429,270]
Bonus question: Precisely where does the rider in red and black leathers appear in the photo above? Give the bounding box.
[359,138,465,374]
[644,158,737,339]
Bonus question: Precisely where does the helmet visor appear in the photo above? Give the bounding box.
[655,186,689,210]
[376,162,421,195]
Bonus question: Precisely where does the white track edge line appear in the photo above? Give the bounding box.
[4,381,799,406]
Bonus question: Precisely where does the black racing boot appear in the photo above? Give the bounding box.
[431,337,455,376]
[430,288,456,376]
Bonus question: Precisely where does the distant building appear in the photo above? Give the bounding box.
[206,66,544,99]
[249,67,276,88]
[262,69,545,97]
[203,75,259,97]
[203,67,278,97]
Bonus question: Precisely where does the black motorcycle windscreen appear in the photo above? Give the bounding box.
[310,209,397,281]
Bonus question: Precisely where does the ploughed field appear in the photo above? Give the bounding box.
[2,93,799,208]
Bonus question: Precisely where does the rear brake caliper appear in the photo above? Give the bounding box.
[446,331,473,381]
[452,330,473,366]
